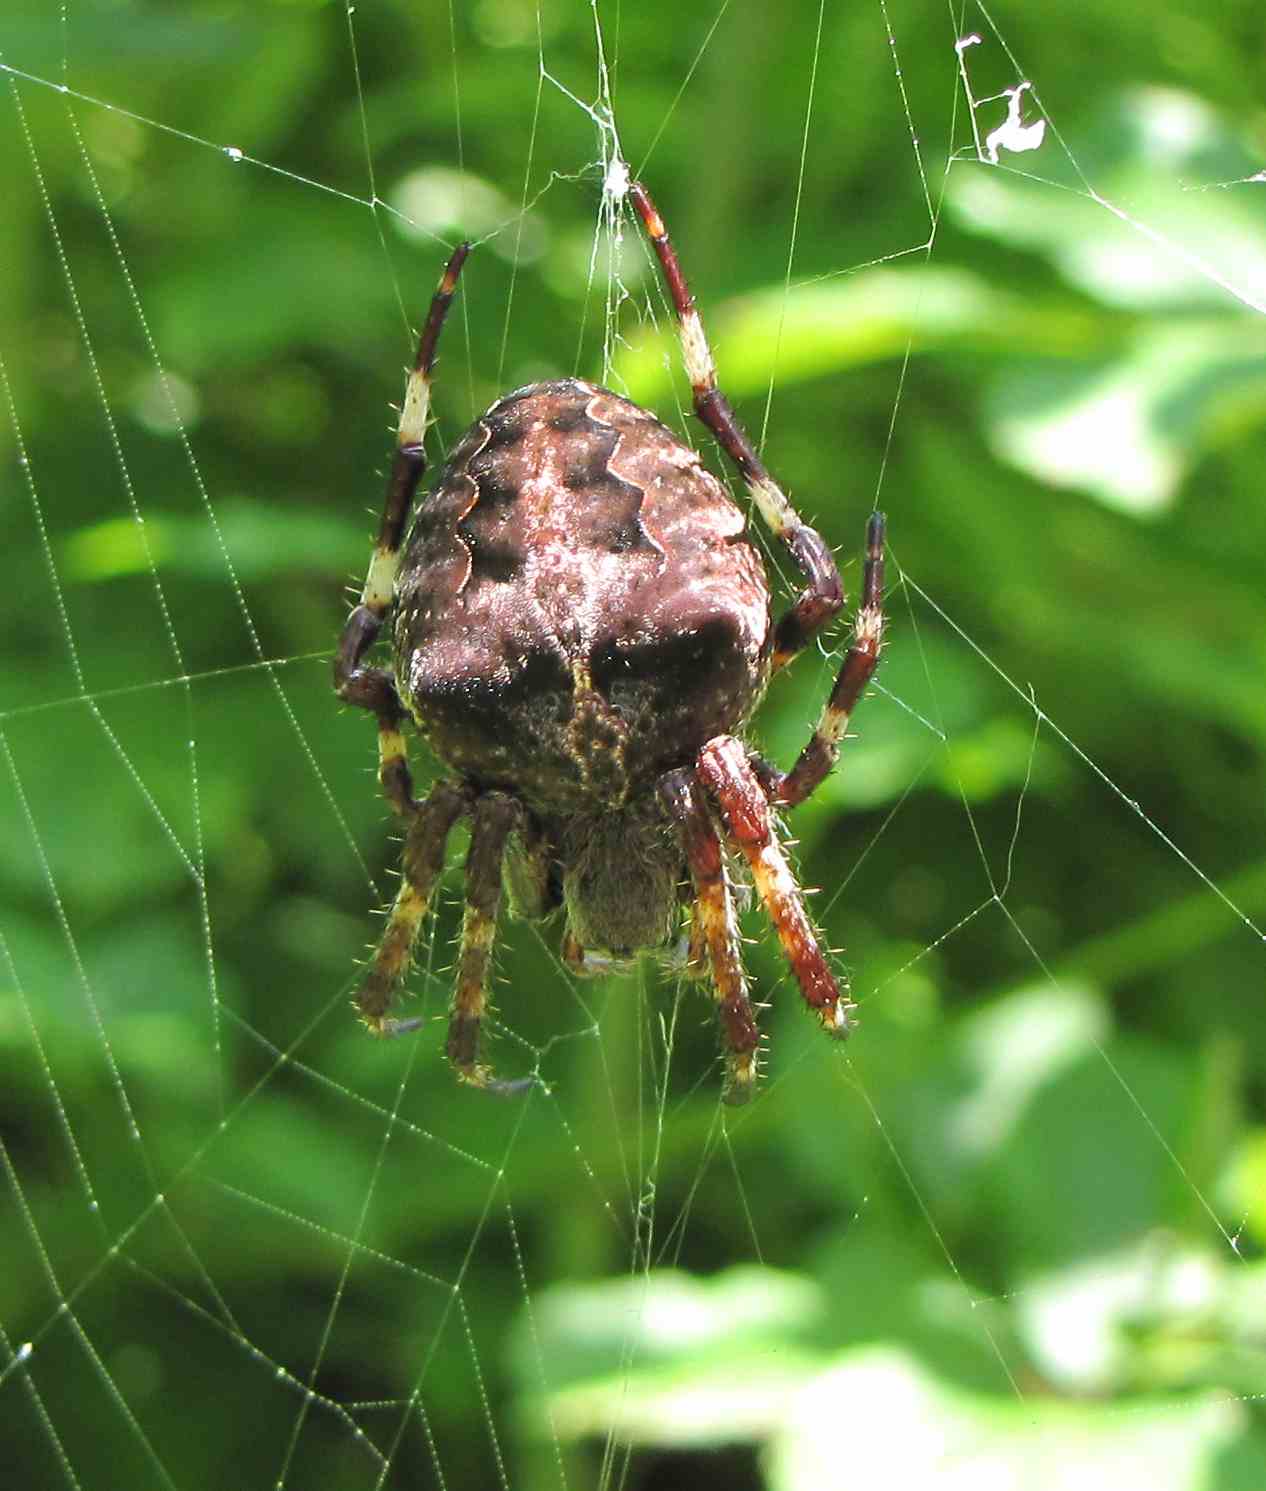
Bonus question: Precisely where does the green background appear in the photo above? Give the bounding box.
[2,1,1264,1487]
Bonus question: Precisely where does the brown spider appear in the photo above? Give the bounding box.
[334,181,885,1103]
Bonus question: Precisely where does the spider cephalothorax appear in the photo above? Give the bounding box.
[335,182,884,1103]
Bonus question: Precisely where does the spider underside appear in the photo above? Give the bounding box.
[334,182,885,1104]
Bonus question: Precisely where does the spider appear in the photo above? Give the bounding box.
[334,181,885,1104]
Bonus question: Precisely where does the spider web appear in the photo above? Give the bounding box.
[2,1,1264,1488]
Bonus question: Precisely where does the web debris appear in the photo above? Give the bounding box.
[540,44,634,385]
[955,34,1047,166]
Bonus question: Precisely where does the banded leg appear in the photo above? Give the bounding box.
[446,792,521,1089]
[660,769,762,1104]
[333,242,470,815]
[628,182,842,672]
[675,908,710,981]
[358,779,469,1032]
[777,511,886,808]
[697,735,855,1039]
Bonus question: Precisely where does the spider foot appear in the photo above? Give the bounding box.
[452,1060,494,1090]
[357,990,420,1037]
[452,1060,537,1099]
[819,995,858,1040]
[366,1005,538,1097]
[721,1048,760,1106]
[365,1012,429,1038]
[561,931,634,979]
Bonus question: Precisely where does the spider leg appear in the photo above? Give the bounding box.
[660,768,763,1103]
[502,812,559,921]
[628,181,843,674]
[358,779,469,1032]
[696,735,855,1040]
[777,511,886,807]
[560,934,630,978]
[445,791,522,1089]
[671,909,710,982]
[333,242,470,815]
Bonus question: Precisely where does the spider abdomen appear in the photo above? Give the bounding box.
[394,378,771,809]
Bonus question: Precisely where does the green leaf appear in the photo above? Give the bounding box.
[511,1267,827,1446]
[63,498,360,583]
[766,1347,1266,1490]
[984,323,1266,513]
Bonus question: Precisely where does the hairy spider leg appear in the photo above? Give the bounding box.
[358,779,468,1032]
[680,908,710,980]
[628,181,842,674]
[446,792,522,1089]
[778,511,886,807]
[501,812,558,921]
[697,736,855,1039]
[334,242,470,816]
[660,770,763,1104]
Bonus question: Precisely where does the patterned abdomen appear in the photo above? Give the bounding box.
[394,379,771,808]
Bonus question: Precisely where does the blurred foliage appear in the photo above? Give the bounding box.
[2,1,1265,1489]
